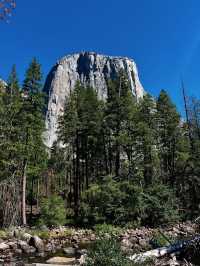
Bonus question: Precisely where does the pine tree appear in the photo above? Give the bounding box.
[156,90,180,184]
[58,83,104,217]
[7,65,20,96]
[105,71,136,177]
[0,65,21,181]
[19,58,47,225]
[134,94,159,186]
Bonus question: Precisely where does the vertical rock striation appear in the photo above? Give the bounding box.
[43,52,145,148]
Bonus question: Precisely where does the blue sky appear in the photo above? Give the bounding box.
[0,0,200,114]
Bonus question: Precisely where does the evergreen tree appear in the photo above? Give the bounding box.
[0,65,21,181]
[58,83,104,217]
[133,94,159,186]
[156,90,180,184]
[19,58,47,225]
[105,71,136,177]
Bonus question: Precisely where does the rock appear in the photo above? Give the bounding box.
[138,238,148,248]
[63,247,76,256]
[21,233,32,242]
[29,236,44,252]
[121,238,133,248]
[78,254,86,265]
[76,249,88,256]
[43,52,145,148]
[18,240,36,254]
[15,248,23,255]
[46,256,76,265]
[7,241,18,250]
[0,243,9,251]
[90,234,96,241]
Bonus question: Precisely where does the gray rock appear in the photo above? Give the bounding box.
[121,238,133,248]
[7,241,18,250]
[46,256,76,264]
[76,249,88,256]
[138,238,148,248]
[18,240,36,254]
[29,236,44,252]
[43,52,145,148]
[63,247,76,256]
[21,233,32,242]
[0,243,9,251]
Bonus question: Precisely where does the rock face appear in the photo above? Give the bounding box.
[0,78,6,90]
[43,52,145,148]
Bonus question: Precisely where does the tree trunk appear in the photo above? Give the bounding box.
[129,235,200,263]
[30,176,34,222]
[21,158,27,226]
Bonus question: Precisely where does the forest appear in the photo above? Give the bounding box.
[0,59,200,229]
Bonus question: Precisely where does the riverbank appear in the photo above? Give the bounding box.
[0,221,198,265]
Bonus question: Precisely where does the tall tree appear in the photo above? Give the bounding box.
[156,90,180,184]
[134,94,158,186]
[20,58,47,225]
[58,83,104,217]
[105,71,136,177]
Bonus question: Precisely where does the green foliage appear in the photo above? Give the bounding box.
[40,195,66,226]
[84,238,135,266]
[80,176,179,227]
[141,183,179,226]
[94,223,123,237]
[0,230,8,239]
[85,238,154,266]
[151,231,172,247]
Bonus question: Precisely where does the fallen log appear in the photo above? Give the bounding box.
[129,235,200,263]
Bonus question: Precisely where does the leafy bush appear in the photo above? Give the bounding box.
[150,231,172,248]
[94,223,123,237]
[80,176,179,227]
[40,195,66,226]
[141,183,179,226]
[0,230,8,239]
[85,237,154,266]
[85,238,134,266]
[80,176,143,225]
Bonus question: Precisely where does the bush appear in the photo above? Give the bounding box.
[141,183,179,226]
[40,195,66,226]
[79,176,179,227]
[85,238,134,266]
[80,176,142,225]
[94,223,123,237]
[85,238,154,266]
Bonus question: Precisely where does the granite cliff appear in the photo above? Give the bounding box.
[43,52,145,148]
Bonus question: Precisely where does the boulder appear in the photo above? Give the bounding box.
[78,254,86,265]
[21,233,32,242]
[18,240,36,254]
[46,256,76,265]
[29,236,44,252]
[0,243,9,251]
[63,247,76,256]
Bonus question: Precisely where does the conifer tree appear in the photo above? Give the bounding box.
[134,94,159,185]
[105,71,136,177]
[156,90,180,184]
[19,58,47,225]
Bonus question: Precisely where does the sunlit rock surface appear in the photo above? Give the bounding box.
[43,52,145,148]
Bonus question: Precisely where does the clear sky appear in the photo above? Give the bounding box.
[0,0,200,114]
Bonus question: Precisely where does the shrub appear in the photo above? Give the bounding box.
[85,237,154,266]
[40,195,66,226]
[94,223,123,237]
[141,183,179,226]
[85,238,133,266]
[80,176,179,227]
